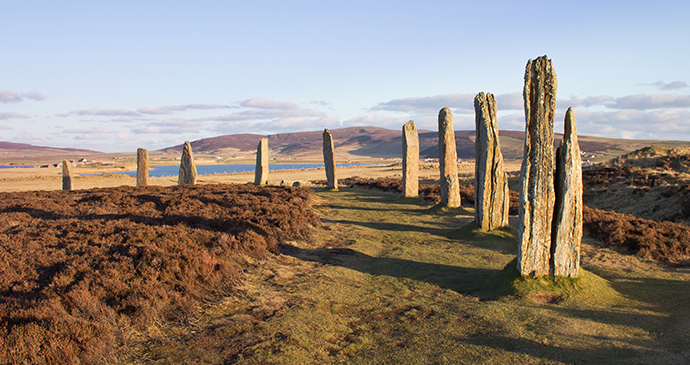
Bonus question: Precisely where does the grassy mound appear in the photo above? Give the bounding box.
[341,176,690,266]
[0,184,318,364]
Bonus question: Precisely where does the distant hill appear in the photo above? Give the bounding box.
[0,141,99,154]
[157,126,690,162]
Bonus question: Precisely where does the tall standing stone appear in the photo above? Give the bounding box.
[552,108,583,277]
[322,129,338,189]
[438,108,460,207]
[62,159,73,191]
[517,56,558,277]
[178,141,197,185]
[254,137,269,185]
[474,92,510,230]
[402,120,419,197]
[136,148,149,187]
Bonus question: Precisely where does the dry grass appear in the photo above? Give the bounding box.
[208,187,690,364]
[0,184,318,364]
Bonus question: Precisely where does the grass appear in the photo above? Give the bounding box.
[159,186,690,364]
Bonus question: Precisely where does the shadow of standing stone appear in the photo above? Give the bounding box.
[178,141,197,185]
[137,148,149,187]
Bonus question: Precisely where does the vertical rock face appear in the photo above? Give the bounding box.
[254,137,269,185]
[322,129,338,189]
[438,108,460,207]
[402,120,419,197]
[178,141,197,185]
[136,148,149,187]
[518,56,558,277]
[552,108,583,277]
[62,159,73,191]
[474,92,510,230]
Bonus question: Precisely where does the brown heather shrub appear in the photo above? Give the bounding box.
[582,206,690,266]
[340,177,690,266]
[0,184,319,364]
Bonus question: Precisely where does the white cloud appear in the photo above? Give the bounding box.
[559,95,615,108]
[131,117,208,135]
[370,92,525,115]
[344,113,411,129]
[610,94,690,110]
[57,107,140,118]
[369,93,475,113]
[0,90,46,103]
[661,81,688,90]
[239,98,298,110]
[0,125,13,130]
[137,103,233,115]
[0,112,30,120]
[74,107,140,117]
[209,116,340,135]
[639,81,688,90]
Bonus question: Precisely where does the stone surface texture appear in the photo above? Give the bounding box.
[178,141,197,185]
[438,108,460,207]
[254,137,269,185]
[517,56,558,277]
[552,107,583,277]
[62,159,73,191]
[474,92,510,230]
[136,148,149,187]
[322,129,338,189]
[402,120,419,197]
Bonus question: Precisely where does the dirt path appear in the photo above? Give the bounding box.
[136,187,690,364]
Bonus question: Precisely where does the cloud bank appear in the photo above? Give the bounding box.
[0,90,46,103]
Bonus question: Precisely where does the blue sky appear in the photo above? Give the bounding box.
[2,1,689,152]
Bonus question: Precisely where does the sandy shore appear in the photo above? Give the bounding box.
[0,162,522,192]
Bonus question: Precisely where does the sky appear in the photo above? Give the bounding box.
[2,0,690,153]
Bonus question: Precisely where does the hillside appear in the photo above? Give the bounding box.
[0,141,102,166]
[582,146,690,225]
[157,126,690,162]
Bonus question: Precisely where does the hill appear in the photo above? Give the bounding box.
[157,126,690,162]
[582,145,690,225]
[0,141,101,166]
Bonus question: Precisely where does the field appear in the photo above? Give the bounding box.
[1,153,690,364]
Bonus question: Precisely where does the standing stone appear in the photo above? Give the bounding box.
[552,108,583,277]
[178,141,197,185]
[438,108,460,207]
[402,120,419,197]
[517,56,558,277]
[254,137,269,185]
[323,129,338,189]
[136,148,149,187]
[474,92,510,230]
[62,159,73,191]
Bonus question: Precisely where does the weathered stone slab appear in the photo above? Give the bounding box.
[323,129,338,189]
[438,108,460,207]
[136,148,149,187]
[474,92,510,230]
[552,107,583,277]
[254,137,269,185]
[178,141,197,185]
[518,55,558,277]
[402,120,419,197]
[62,159,73,191]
